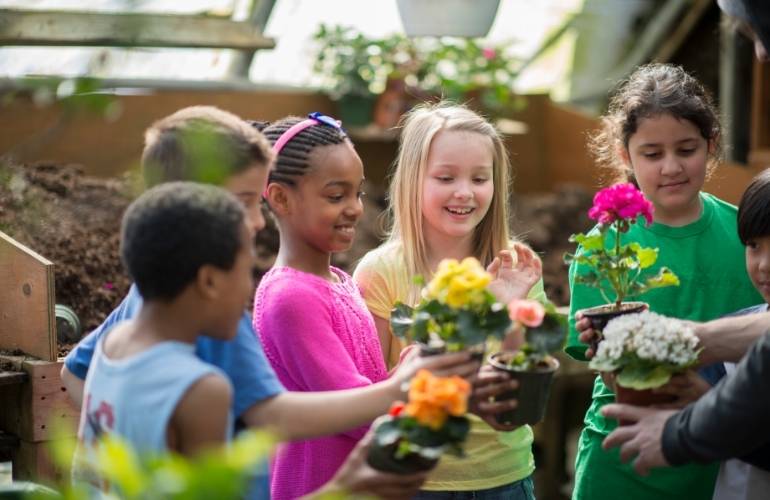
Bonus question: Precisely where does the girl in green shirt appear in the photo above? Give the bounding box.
[567,64,763,500]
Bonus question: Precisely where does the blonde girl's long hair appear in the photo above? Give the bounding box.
[386,102,514,296]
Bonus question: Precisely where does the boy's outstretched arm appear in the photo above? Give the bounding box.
[170,373,232,456]
[241,350,480,441]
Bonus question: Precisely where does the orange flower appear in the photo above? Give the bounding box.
[508,299,545,328]
[403,369,471,430]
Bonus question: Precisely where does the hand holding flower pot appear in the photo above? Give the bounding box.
[588,311,700,421]
[564,183,680,350]
[390,257,512,357]
[488,299,567,426]
[367,369,471,474]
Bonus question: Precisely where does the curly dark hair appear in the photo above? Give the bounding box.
[589,64,722,185]
[121,181,245,301]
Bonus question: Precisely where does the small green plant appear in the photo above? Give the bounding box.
[312,24,415,99]
[390,257,511,351]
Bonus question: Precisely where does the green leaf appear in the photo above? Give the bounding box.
[525,313,567,354]
[632,244,658,269]
[616,364,673,390]
[645,267,680,289]
[571,232,604,251]
[390,302,414,339]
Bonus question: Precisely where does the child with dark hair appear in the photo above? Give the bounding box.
[709,168,770,500]
[75,182,253,493]
[566,64,762,500]
[254,113,482,499]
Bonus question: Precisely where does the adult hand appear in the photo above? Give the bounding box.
[601,403,676,476]
[469,365,521,431]
[652,371,710,409]
[311,428,428,499]
[486,245,542,304]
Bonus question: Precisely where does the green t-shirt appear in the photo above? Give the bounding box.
[566,192,763,500]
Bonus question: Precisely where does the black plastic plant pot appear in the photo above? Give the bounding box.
[578,301,647,353]
[487,352,560,426]
[365,439,439,475]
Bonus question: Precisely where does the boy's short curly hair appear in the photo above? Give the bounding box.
[121,181,246,301]
[738,169,770,245]
[142,106,273,187]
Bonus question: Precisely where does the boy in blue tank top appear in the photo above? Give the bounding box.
[75,181,254,493]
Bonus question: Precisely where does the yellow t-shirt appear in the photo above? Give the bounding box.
[353,242,544,491]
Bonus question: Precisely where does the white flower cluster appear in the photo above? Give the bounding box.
[593,311,699,368]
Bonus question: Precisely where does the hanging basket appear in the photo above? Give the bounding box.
[396,0,501,38]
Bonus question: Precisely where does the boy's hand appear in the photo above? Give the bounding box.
[312,426,428,499]
[469,365,521,431]
[486,245,542,304]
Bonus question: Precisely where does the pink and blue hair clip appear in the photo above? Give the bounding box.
[271,112,345,155]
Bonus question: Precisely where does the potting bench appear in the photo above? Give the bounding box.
[0,231,79,484]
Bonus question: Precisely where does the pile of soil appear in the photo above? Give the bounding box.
[0,163,593,354]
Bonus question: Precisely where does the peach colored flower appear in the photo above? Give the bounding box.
[508,299,545,327]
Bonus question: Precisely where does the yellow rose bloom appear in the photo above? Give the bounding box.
[425,257,491,308]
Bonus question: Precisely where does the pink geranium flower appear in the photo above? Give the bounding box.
[508,299,545,328]
[587,183,654,226]
[482,47,496,60]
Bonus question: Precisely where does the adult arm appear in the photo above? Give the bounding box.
[661,332,770,469]
[694,311,770,364]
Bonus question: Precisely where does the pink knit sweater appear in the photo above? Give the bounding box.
[253,266,388,500]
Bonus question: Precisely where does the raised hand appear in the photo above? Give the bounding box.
[486,245,542,305]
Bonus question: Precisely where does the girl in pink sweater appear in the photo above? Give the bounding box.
[253,113,389,499]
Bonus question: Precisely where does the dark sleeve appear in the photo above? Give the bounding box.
[662,332,770,470]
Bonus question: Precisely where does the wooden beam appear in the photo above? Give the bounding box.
[653,0,712,63]
[0,9,275,50]
[0,231,56,361]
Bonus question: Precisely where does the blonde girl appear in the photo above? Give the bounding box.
[355,102,543,499]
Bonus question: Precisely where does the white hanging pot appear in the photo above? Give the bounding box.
[396,0,501,37]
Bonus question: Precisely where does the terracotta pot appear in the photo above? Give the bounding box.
[579,301,647,353]
[487,352,559,426]
[614,384,676,425]
[366,438,439,475]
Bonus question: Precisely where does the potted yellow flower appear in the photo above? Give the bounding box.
[367,369,471,474]
[390,257,512,356]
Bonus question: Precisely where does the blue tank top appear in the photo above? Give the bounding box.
[74,328,229,494]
